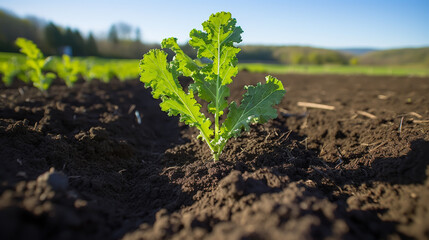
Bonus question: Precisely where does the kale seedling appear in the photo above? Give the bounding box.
[0,57,27,86]
[56,54,83,87]
[15,38,56,91]
[139,12,285,161]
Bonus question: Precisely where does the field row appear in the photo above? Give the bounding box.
[0,39,139,90]
[1,39,428,91]
[239,63,429,77]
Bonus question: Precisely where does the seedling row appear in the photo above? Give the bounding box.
[0,38,140,90]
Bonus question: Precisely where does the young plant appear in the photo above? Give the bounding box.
[0,57,27,86]
[15,38,56,91]
[88,64,113,83]
[139,12,285,161]
[79,59,95,82]
[56,54,83,87]
[110,61,140,81]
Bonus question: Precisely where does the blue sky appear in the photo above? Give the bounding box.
[1,0,428,49]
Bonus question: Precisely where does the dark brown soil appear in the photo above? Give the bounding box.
[0,72,428,240]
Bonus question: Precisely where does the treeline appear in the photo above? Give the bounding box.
[1,9,95,56]
[44,23,98,56]
[0,9,160,58]
[0,10,42,52]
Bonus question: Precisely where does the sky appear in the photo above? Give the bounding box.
[1,0,428,49]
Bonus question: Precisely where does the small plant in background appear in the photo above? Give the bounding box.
[110,61,141,82]
[78,59,95,82]
[1,39,141,87]
[87,64,113,83]
[55,54,83,87]
[139,12,285,161]
[0,57,27,86]
[0,61,15,86]
[15,38,56,91]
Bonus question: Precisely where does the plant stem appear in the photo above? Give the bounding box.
[214,26,221,156]
[215,112,219,139]
[213,151,219,162]
[197,126,217,161]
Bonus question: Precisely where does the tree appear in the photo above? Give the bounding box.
[86,32,98,56]
[291,53,305,65]
[108,25,119,44]
[116,22,132,40]
[45,22,63,51]
[308,52,323,65]
[349,57,359,65]
[71,30,85,56]
[63,28,74,46]
[135,27,141,42]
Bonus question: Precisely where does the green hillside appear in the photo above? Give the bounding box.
[237,45,429,67]
[238,45,350,65]
[357,47,429,66]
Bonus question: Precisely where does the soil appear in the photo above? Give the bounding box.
[0,72,428,240]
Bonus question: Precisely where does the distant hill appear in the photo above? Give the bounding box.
[358,47,429,66]
[337,48,377,55]
[237,45,429,66]
[238,45,349,65]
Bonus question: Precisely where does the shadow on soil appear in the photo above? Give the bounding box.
[370,139,429,185]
